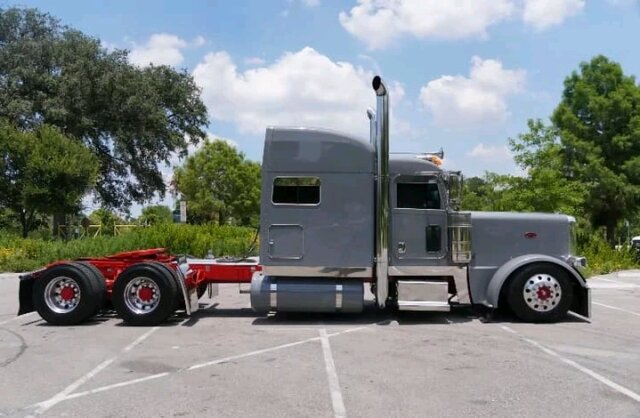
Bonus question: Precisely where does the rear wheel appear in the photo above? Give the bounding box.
[506,264,573,323]
[33,263,102,325]
[112,262,178,326]
[74,261,107,314]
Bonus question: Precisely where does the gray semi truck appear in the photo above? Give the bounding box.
[18,76,590,327]
[249,76,590,323]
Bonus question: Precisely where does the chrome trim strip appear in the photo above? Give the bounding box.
[397,301,450,311]
[336,284,343,310]
[269,282,277,310]
[389,265,471,304]
[262,266,372,278]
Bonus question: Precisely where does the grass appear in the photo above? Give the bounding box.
[0,223,258,272]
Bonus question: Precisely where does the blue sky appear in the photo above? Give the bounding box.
[7,0,640,214]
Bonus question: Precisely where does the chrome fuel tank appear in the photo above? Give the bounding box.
[250,274,363,314]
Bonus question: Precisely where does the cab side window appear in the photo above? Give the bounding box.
[272,177,321,205]
[397,182,441,210]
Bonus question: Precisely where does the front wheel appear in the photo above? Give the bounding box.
[506,264,573,323]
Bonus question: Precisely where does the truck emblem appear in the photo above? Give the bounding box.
[524,232,538,239]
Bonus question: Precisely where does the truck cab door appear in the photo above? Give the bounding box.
[390,175,447,265]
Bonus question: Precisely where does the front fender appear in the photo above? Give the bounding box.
[485,254,590,318]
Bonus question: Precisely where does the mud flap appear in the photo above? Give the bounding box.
[18,274,35,315]
[571,283,591,319]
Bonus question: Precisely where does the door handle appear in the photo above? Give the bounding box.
[397,241,406,254]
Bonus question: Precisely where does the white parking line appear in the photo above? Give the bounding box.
[32,301,218,415]
[33,326,161,415]
[320,328,347,418]
[594,302,640,318]
[34,325,372,408]
[500,325,640,403]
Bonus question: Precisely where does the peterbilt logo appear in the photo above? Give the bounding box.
[524,232,538,239]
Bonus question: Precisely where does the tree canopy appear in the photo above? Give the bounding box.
[139,205,173,225]
[463,119,586,216]
[0,120,98,237]
[172,140,261,226]
[552,55,640,242]
[0,7,208,209]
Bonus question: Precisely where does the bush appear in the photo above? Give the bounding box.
[0,224,258,272]
[579,234,638,276]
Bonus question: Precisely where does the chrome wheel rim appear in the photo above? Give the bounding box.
[124,277,161,314]
[44,276,81,314]
[523,273,561,312]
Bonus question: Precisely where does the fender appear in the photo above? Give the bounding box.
[485,254,590,318]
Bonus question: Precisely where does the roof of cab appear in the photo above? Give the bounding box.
[262,127,374,173]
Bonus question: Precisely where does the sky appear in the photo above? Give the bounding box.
[6,0,640,215]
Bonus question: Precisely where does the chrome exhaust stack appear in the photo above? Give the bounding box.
[367,107,376,146]
[372,76,389,308]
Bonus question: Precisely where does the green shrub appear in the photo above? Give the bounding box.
[579,234,638,276]
[0,224,258,272]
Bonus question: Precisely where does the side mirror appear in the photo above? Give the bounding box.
[447,171,463,211]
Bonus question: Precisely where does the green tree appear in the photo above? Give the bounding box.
[172,140,261,226]
[507,119,586,216]
[552,55,640,243]
[139,205,172,225]
[0,7,208,208]
[462,120,585,216]
[0,120,98,237]
[89,208,126,235]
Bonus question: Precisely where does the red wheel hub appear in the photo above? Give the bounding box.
[138,287,154,302]
[60,287,75,301]
[536,285,552,301]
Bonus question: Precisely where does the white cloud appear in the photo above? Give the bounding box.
[522,0,585,30]
[467,143,512,162]
[339,0,515,50]
[129,33,206,67]
[301,0,320,7]
[192,47,405,138]
[245,56,266,66]
[419,56,525,128]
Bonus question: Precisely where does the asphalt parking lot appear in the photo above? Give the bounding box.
[1,271,639,417]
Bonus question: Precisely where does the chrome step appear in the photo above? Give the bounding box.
[397,280,450,312]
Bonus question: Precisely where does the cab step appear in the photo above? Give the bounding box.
[397,280,450,312]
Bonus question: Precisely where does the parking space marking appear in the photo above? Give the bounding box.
[500,325,640,403]
[593,302,640,318]
[593,277,639,286]
[0,312,35,327]
[36,324,372,408]
[33,326,161,415]
[320,328,347,418]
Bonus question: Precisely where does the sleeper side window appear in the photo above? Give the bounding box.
[272,177,321,205]
[397,182,441,210]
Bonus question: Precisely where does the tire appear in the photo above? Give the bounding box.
[112,262,178,326]
[145,261,183,309]
[33,263,102,325]
[74,261,107,314]
[506,264,573,323]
